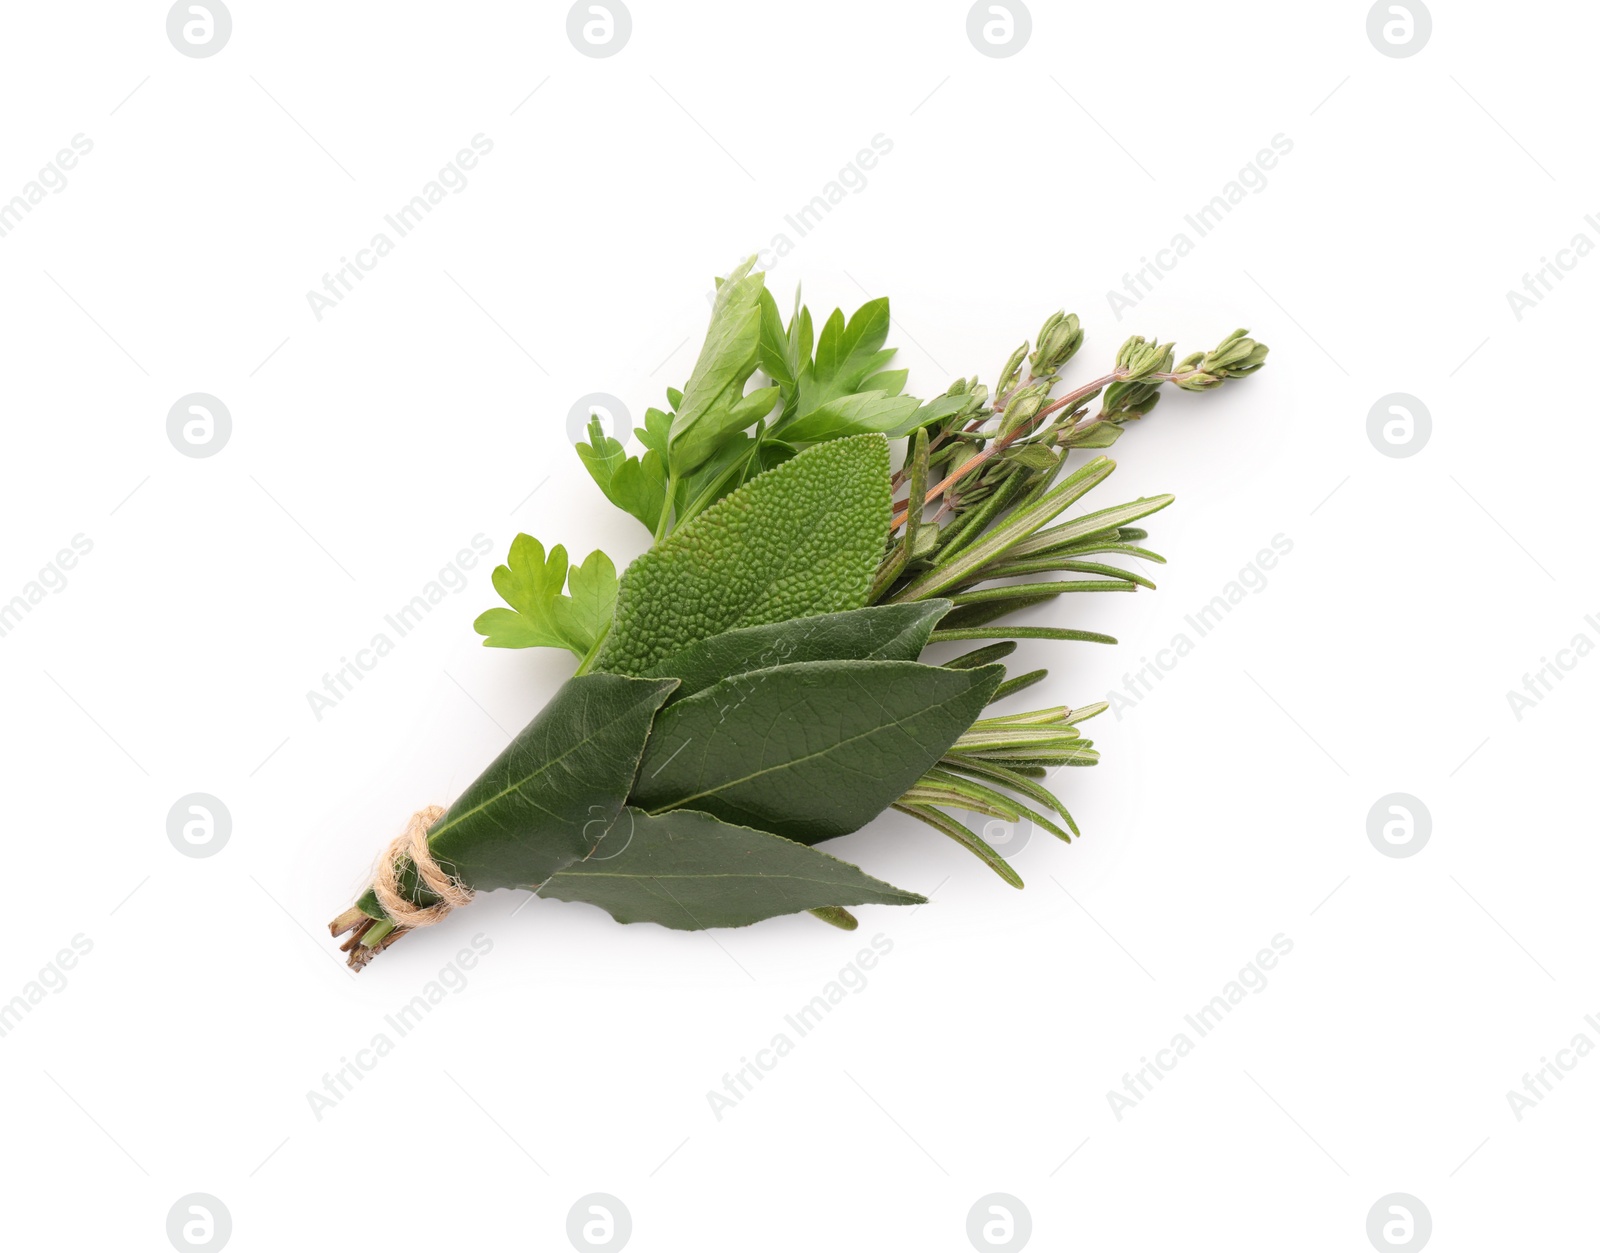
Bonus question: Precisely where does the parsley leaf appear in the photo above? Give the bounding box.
[576,412,668,533]
[473,535,618,656]
[792,298,895,418]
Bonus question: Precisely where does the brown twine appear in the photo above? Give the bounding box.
[371,805,474,929]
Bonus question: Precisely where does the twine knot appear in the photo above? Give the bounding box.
[372,805,474,929]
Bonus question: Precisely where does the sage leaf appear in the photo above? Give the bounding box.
[629,658,1004,842]
[538,806,924,930]
[596,435,891,675]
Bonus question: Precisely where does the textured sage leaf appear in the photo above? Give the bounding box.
[595,435,891,675]
[423,673,678,893]
[473,536,618,656]
[642,601,952,701]
[538,806,924,929]
[629,658,1004,843]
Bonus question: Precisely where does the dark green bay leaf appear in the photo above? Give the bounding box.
[538,806,923,930]
[642,600,952,701]
[596,435,891,675]
[628,658,1004,843]
[423,673,677,894]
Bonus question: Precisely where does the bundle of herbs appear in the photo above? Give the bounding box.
[330,258,1266,968]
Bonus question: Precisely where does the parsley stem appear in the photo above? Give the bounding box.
[573,621,611,677]
[654,473,678,542]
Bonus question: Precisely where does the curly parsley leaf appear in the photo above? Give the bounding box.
[576,412,669,533]
[792,298,895,418]
[474,535,618,656]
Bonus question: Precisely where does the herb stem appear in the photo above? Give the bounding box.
[888,372,1128,532]
[573,620,611,677]
[890,417,1036,530]
[1030,371,1119,425]
[361,918,397,947]
[654,473,678,542]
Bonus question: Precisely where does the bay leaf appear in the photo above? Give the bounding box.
[629,658,1004,843]
[539,806,923,929]
[424,673,678,893]
[642,600,952,701]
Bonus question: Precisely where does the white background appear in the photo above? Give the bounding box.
[0,2,1592,1250]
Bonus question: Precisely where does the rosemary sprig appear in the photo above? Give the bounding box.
[860,308,1264,882]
